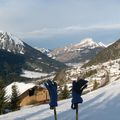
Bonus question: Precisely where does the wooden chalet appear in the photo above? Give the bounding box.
[18,86,49,107]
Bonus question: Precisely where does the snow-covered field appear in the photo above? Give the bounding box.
[1,79,120,120]
[21,70,49,78]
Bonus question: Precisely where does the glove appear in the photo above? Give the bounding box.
[71,81,83,109]
[71,79,88,110]
[44,80,58,109]
[74,79,88,95]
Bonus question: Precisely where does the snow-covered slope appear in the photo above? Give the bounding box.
[98,42,107,47]
[0,31,25,54]
[50,38,106,64]
[1,79,120,120]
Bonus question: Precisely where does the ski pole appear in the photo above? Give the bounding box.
[76,104,78,120]
[54,107,57,120]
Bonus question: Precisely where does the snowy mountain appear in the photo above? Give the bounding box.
[0,31,66,84]
[74,38,101,48]
[0,31,25,54]
[50,38,106,64]
[83,38,120,67]
[1,79,120,120]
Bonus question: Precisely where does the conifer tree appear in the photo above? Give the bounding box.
[0,80,6,114]
[59,85,69,100]
[93,80,99,90]
[10,84,19,111]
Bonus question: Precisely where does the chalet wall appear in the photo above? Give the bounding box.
[19,87,49,107]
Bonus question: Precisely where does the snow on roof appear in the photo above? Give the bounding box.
[5,82,35,100]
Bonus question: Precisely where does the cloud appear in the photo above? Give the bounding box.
[0,0,120,33]
[15,24,120,39]
[0,0,120,46]
[65,24,120,30]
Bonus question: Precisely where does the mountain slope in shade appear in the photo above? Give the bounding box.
[23,42,66,73]
[50,38,106,64]
[0,79,120,120]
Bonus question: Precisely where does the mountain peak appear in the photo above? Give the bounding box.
[0,31,24,45]
[74,38,98,48]
[0,31,25,54]
[80,38,95,44]
[50,37,105,64]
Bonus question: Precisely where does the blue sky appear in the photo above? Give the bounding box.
[0,0,120,49]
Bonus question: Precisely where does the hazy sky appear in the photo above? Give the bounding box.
[0,0,120,49]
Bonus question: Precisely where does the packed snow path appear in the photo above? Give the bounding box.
[1,80,120,120]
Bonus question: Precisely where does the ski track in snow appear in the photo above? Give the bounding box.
[1,79,120,120]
